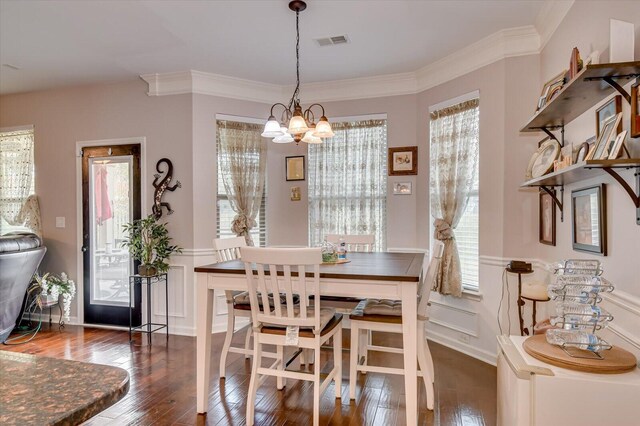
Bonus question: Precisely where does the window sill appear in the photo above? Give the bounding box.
[461,288,483,302]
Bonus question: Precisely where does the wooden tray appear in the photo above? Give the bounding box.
[523,334,637,374]
[322,259,351,265]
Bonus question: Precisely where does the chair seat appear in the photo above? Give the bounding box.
[349,299,403,324]
[261,313,343,338]
[233,291,300,309]
[261,307,337,330]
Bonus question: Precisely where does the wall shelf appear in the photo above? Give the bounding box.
[521,62,640,134]
[522,160,640,225]
[521,62,640,226]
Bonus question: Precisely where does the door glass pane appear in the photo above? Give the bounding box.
[89,156,133,306]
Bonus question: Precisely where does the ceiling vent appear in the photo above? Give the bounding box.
[314,35,349,47]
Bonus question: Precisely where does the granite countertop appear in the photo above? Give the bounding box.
[0,351,129,425]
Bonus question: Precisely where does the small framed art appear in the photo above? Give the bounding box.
[392,182,412,195]
[285,156,305,181]
[595,95,622,137]
[587,113,622,160]
[388,147,418,176]
[539,190,556,246]
[572,184,607,256]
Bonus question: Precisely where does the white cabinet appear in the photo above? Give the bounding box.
[497,335,640,426]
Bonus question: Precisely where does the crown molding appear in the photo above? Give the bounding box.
[141,18,560,103]
[416,25,539,93]
[535,0,575,50]
[140,70,282,103]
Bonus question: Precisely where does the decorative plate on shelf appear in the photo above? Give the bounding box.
[526,139,561,179]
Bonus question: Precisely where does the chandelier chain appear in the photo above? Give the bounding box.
[289,9,301,110]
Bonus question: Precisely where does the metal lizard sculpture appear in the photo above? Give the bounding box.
[152,158,181,219]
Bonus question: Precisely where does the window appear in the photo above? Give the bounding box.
[0,127,35,235]
[429,97,479,290]
[308,118,387,251]
[216,120,267,246]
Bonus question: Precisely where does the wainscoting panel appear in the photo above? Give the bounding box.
[148,265,187,319]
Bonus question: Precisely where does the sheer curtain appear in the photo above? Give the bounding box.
[0,128,38,235]
[429,99,479,297]
[216,121,267,246]
[308,119,387,251]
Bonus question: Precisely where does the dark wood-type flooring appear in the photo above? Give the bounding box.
[2,324,496,425]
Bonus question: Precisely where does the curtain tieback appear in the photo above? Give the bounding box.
[433,219,454,241]
[232,213,256,235]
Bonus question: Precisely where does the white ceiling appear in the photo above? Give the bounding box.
[0,0,547,95]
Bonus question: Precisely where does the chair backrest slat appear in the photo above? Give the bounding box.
[418,241,444,319]
[241,247,322,332]
[325,234,375,253]
[213,236,246,263]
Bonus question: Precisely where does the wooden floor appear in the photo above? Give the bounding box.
[2,324,496,425]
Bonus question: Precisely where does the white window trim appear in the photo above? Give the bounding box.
[428,90,480,113]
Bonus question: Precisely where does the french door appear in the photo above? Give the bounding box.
[82,144,141,326]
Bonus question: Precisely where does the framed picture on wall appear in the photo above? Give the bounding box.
[285,156,305,181]
[388,146,418,176]
[392,182,412,195]
[571,184,607,256]
[539,190,556,246]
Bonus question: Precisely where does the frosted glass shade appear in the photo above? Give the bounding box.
[288,115,309,134]
[273,130,294,143]
[313,117,334,138]
[261,117,284,138]
[301,130,322,144]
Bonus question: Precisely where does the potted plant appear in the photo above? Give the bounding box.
[30,272,76,322]
[121,215,182,276]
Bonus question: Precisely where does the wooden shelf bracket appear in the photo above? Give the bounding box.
[539,185,564,222]
[599,166,640,225]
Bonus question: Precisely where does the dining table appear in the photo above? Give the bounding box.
[194,251,425,425]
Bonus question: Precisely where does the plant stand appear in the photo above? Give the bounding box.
[129,273,169,345]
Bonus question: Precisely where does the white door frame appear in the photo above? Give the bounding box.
[75,137,147,326]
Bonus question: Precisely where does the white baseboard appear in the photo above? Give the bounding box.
[426,328,497,366]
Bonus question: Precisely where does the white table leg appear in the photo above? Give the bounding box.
[401,282,418,425]
[196,273,214,413]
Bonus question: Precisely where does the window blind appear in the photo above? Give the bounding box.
[0,128,35,235]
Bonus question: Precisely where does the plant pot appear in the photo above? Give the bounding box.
[138,264,157,277]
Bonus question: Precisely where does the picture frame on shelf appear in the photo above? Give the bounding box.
[536,70,566,112]
[575,141,590,163]
[285,156,305,181]
[392,182,412,195]
[539,190,556,246]
[572,184,607,256]
[595,95,622,137]
[588,113,622,160]
[388,146,418,176]
[631,80,640,138]
[608,130,628,160]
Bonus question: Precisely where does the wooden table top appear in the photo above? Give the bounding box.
[195,251,424,282]
[0,350,129,425]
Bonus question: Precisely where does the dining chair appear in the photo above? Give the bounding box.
[325,233,375,253]
[348,241,444,410]
[213,236,252,379]
[241,247,343,426]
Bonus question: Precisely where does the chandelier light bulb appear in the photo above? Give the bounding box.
[262,116,284,138]
[302,129,322,144]
[313,116,334,138]
[288,114,309,135]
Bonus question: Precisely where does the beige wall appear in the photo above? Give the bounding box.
[0,80,192,321]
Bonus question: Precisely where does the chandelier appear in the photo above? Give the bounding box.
[261,0,334,145]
